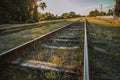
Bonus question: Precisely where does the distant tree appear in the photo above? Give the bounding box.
[94,9,100,16]
[39,11,81,20]
[88,9,100,17]
[88,9,106,17]
[115,0,120,16]
[61,13,70,19]
[107,9,113,16]
[69,12,76,18]
[45,12,56,20]
[100,11,106,16]
[61,12,81,19]
[38,12,57,21]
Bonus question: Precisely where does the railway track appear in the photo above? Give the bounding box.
[0,19,90,80]
[0,20,64,36]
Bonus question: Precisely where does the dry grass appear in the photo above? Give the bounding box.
[87,17,120,26]
[88,17,120,80]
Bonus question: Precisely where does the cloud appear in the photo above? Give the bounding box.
[39,0,115,15]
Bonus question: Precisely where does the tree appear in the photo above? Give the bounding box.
[38,12,57,21]
[69,12,76,18]
[107,9,113,16]
[40,2,47,10]
[88,9,106,17]
[32,0,47,21]
[61,13,70,19]
[0,0,46,24]
[61,12,81,19]
[115,0,120,16]
[100,11,106,16]
[88,9,100,17]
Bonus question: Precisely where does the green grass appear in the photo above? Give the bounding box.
[0,20,78,53]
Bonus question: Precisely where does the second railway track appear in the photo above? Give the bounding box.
[0,19,90,80]
[0,20,65,36]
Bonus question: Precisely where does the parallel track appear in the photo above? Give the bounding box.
[0,20,64,36]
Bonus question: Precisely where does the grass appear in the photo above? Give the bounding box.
[0,18,80,53]
[0,19,68,29]
[88,18,120,80]
[87,17,120,26]
[13,22,84,68]
[0,18,81,29]
[0,20,83,80]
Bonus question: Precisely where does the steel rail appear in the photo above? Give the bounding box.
[83,19,89,80]
[0,20,80,63]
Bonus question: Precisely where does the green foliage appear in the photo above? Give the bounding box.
[39,12,57,21]
[115,0,120,16]
[61,12,81,19]
[88,9,100,17]
[107,9,113,16]
[38,11,81,21]
[61,13,70,19]
[0,0,81,23]
[0,0,46,24]
[100,11,106,16]
[88,9,106,17]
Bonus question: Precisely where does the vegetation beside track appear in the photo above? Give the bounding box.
[87,17,120,26]
[87,18,120,80]
[0,20,64,29]
[0,18,80,53]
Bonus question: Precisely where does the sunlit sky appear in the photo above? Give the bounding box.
[38,0,115,15]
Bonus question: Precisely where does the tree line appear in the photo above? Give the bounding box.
[38,12,81,21]
[88,0,120,17]
[0,0,119,24]
[0,0,46,24]
[88,9,113,17]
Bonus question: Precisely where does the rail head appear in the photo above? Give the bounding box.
[84,19,89,80]
[0,19,80,57]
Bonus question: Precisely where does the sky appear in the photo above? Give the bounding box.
[38,0,115,16]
